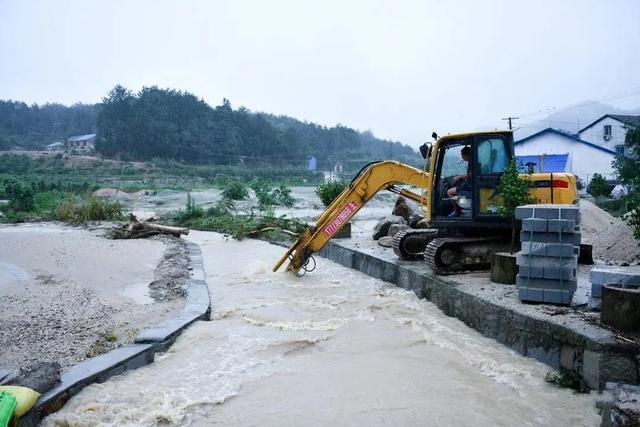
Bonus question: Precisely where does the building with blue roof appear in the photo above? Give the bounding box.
[514,127,619,185]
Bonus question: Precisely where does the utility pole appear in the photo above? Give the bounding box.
[502,116,519,130]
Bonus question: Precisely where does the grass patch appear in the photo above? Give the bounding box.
[55,196,125,223]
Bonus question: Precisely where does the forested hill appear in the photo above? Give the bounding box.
[0,85,418,169]
[0,101,96,150]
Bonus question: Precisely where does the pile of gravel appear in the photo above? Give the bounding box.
[580,200,640,265]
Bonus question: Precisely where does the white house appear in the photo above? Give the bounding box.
[514,127,617,184]
[66,134,96,152]
[577,114,640,157]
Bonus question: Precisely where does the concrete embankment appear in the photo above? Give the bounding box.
[319,239,639,390]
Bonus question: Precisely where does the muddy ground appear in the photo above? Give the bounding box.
[0,224,189,380]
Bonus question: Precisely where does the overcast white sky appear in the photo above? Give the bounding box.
[1,0,639,147]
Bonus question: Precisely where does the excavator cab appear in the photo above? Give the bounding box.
[430,132,512,229]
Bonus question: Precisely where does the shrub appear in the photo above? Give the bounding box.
[249,177,271,195]
[587,173,613,197]
[221,180,249,200]
[2,176,35,212]
[627,193,640,240]
[178,193,205,220]
[272,185,295,208]
[249,178,295,209]
[315,180,348,207]
[55,196,123,222]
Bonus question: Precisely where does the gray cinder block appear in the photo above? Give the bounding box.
[547,243,580,258]
[515,204,581,223]
[517,275,577,291]
[519,242,578,257]
[543,266,577,280]
[521,218,576,233]
[518,287,573,304]
[517,254,578,268]
[522,218,548,232]
[519,266,576,280]
[520,241,548,256]
[547,219,576,233]
[590,268,640,286]
[590,268,640,298]
[520,231,581,246]
[518,265,545,278]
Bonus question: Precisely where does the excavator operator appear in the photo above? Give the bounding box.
[446,146,471,217]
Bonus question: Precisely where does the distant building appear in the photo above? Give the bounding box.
[46,141,65,151]
[66,133,96,152]
[514,127,617,184]
[577,114,640,157]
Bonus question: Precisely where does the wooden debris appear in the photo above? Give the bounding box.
[109,216,189,239]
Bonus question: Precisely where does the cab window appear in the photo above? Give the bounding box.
[477,138,508,174]
[441,145,468,178]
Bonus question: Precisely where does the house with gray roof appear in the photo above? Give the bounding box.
[577,114,640,156]
[66,133,96,152]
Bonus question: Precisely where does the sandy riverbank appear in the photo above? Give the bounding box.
[0,223,188,375]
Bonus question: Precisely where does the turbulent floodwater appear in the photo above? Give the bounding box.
[45,231,599,426]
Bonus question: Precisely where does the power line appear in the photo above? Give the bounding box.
[515,85,640,120]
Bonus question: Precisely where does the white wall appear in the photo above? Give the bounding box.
[515,132,615,183]
[578,116,626,153]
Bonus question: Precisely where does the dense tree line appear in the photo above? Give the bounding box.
[0,85,418,169]
[0,101,96,150]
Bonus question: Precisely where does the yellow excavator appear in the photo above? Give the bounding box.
[274,130,578,276]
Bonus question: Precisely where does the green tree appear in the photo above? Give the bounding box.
[613,124,640,239]
[586,173,613,197]
[497,160,534,253]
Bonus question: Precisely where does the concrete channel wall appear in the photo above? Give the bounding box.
[319,241,639,390]
[21,241,211,426]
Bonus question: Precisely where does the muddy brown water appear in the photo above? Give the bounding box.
[44,231,599,426]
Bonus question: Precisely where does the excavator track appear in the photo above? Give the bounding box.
[392,229,440,260]
[424,236,511,274]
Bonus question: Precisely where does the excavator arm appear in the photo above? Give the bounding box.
[273,161,431,274]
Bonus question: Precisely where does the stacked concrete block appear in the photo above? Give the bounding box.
[515,204,581,305]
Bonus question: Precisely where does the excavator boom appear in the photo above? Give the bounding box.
[273,161,431,274]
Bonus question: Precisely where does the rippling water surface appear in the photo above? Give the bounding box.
[45,231,599,426]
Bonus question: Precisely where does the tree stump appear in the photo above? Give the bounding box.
[601,284,640,333]
[578,244,594,265]
[491,252,518,284]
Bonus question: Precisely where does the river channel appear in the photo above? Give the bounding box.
[45,231,599,426]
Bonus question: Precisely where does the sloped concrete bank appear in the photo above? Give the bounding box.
[19,241,211,426]
[319,241,639,390]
